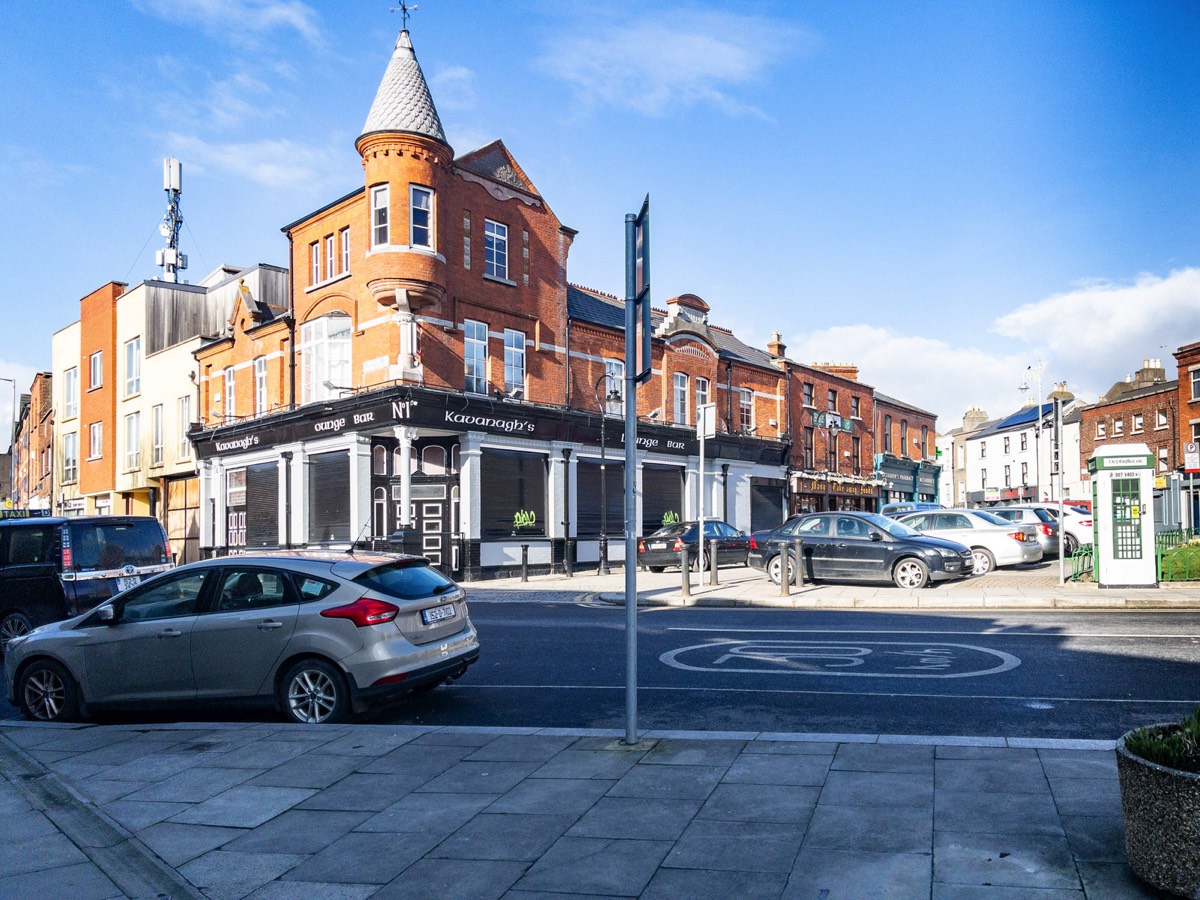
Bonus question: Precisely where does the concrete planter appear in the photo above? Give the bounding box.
[1117,729,1200,898]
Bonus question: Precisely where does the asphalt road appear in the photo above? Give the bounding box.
[382,601,1200,740]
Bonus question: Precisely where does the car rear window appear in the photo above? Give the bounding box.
[353,560,458,601]
[1031,508,1055,523]
[68,520,168,570]
[648,524,689,537]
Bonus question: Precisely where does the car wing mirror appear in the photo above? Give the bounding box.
[870,532,883,542]
[97,605,118,625]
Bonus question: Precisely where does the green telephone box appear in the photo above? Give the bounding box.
[1087,443,1156,588]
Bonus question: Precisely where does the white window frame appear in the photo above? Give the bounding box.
[223,367,235,419]
[340,226,350,273]
[254,357,267,417]
[371,185,389,247]
[604,359,624,413]
[310,241,320,284]
[299,314,352,405]
[63,367,78,419]
[151,404,164,466]
[1022,461,1029,483]
[502,328,525,395]
[125,337,142,396]
[695,377,710,417]
[739,389,753,432]
[1096,422,1106,439]
[1192,368,1200,400]
[410,185,433,248]
[62,432,78,483]
[325,235,335,280]
[1113,419,1124,436]
[89,352,102,389]
[124,412,141,471]
[1132,414,1144,433]
[484,219,508,280]
[1159,447,1170,472]
[178,396,192,460]
[88,421,102,460]
[673,373,688,425]
[463,319,488,394]
[1157,410,1169,429]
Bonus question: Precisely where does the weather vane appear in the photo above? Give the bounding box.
[389,1,418,29]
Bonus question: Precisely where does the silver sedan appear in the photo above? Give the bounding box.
[896,509,1043,576]
[5,552,479,725]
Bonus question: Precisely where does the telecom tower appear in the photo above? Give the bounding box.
[155,158,188,282]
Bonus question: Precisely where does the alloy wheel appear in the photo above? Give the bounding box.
[287,668,338,724]
[23,668,66,721]
[0,613,31,652]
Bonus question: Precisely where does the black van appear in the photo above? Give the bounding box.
[0,516,173,649]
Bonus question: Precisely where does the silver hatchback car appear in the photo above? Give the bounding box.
[5,552,479,725]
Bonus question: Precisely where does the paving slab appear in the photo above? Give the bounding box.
[169,784,315,828]
[783,847,933,899]
[663,818,803,874]
[369,858,527,900]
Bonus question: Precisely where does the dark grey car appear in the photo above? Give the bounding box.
[4,552,479,725]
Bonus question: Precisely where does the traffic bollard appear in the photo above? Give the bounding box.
[680,544,691,597]
[565,539,574,577]
[709,539,719,585]
[777,540,790,597]
[520,544,529,582]
[794,538,806,587]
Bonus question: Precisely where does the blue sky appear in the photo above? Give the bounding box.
[2,0,1198,451]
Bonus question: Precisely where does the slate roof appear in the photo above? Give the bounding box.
[566,285,779,370]
[360,30,447,145]
[874,392,936,417]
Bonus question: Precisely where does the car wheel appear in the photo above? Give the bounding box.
[1064,534,1079,555]
[767,554,796,585]
[648,566,665,574]
[892,557,930,589]
[279,658,350,725]
[692,551,710,573]
[0,611,32,653]
[18,659,81,723]
[970,548,996,577]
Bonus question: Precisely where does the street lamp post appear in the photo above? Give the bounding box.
[595,374,621,575]
[1020,361,1044,501]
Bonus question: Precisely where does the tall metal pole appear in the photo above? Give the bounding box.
[623,212,638,746]
[596,374,611,575]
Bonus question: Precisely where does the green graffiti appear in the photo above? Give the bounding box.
[513,509,537,529]
[661,510,681,525]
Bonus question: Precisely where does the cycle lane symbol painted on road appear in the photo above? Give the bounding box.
[660,640,1020,678]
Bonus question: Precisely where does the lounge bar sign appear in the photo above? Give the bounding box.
[195,387,702,458]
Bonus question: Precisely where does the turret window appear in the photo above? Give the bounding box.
[371,185,390,247]
[410,185,433,248]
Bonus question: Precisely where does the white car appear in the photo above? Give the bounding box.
[896,509,1042,576]
[1023,503,1094,554]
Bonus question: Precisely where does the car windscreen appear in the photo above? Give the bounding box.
[353,560,458,601]
[68,521,168,570]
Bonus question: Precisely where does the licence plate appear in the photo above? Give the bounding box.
[422,603,456,625]
[651,542,667,549]
[116,576,141,592]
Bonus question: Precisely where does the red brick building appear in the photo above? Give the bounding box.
[191,26,938,577]
[1079,359,1177,476]
[12,373,53,511]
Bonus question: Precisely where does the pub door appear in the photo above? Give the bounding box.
[395,478,462,578]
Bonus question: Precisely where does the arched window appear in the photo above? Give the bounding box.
[422,446,446,475]
[298,312,351,405]
[372,446,388,476]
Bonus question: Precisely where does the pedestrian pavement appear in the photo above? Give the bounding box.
[0,719,1167,899]
[467,563,1200,610]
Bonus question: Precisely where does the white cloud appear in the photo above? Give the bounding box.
[538,9,811,117]
[133,0,321,45]
[206,72,282,130]
[431,66,477,112]
[785,325,1032,429]
[782,267,1200,431]
[163,132,343,189]
[991,268,1200,385]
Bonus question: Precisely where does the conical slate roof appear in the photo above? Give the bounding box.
[360,29,447,145]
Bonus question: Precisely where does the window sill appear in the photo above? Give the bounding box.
[305,270,353,293]
[86,386,103,393]
[483,273,517,287]
[365,245,445,263]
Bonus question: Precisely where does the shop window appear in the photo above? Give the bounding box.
[479,449,546,538]
[576,459,624,536]
[422,446,446,475]
[308,451,350,542]
[641,464,684,535]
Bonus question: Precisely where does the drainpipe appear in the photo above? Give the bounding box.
[281,450,293,548]
[725,358,734,432]
[285,232,297,409]
[564,317,572,407]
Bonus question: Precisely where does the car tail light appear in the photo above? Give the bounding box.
[1080,519,1092,527]
[320,597,399,627]
[749,535,759,550]
[673,538,684,551]
[371,672,409,687]
[1008,532,1026,542]
[62,544,73,568]
[638,540,646,553]
[1038,524,1054,536]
